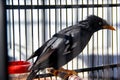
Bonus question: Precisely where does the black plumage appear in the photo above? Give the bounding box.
[27,15,115,80]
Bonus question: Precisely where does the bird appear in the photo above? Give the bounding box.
[26,15,115,80]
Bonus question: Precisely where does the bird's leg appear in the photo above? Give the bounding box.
[47,68,59,76]
[59,68,77,75]
[47,68,77,79]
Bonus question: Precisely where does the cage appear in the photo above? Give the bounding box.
[1,0,120,80]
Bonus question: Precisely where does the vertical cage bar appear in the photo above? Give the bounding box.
[91,0,95,79]
[24,0,28,60]
[0,0,8,79]
[65,0,68,32]
[31,0,34,63]
[102,1,104,80]
[106,0,110,69]
[71,0,74,71]
[55,0,57,33]
[60,0,62,30]
[116,0,119,79]
[11,0,15,60]
[111,0,114,79]
[18,0,22,60]
[37,0,40,47]
[86,0,90,79]
[7,0,12,50]
[42,0,46,43]
[96,0,99,79]
[48,0,51,38]
[108,1,111,79]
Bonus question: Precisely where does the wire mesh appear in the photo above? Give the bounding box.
[6,0,120,80]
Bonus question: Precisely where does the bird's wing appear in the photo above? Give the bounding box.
[30,37,65,70]
[63,28,82,55]
[26,37,58,60]
[26,41,48,60]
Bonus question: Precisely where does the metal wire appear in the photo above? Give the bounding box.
[5,4,120,9]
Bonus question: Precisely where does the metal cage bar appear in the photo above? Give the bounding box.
[5,4,120,9]
[0,0,8,80]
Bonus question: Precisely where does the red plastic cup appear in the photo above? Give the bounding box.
[8,61,31,80]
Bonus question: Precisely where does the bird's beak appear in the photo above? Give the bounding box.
[103,25,115,30]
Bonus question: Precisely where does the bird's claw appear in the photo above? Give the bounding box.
[47,68,58,76]
[59,68,77,75]
[47,68,77,79]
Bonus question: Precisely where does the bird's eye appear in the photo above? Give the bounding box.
[99,22,102,26]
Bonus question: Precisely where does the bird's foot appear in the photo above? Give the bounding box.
[47,68,77,79]
[59,68,77,75]
[47,68,59,76]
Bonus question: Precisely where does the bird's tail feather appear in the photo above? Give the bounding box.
[26,52,37,61]
[27,70,38,80]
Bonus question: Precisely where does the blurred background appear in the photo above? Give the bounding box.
[3,0,120,79]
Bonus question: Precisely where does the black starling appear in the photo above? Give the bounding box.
[27,15,115,80]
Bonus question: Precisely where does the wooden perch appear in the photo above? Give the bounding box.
[68,75,82,80]
[47,68,81,80]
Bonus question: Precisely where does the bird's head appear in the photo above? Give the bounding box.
[87,15,115,32]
